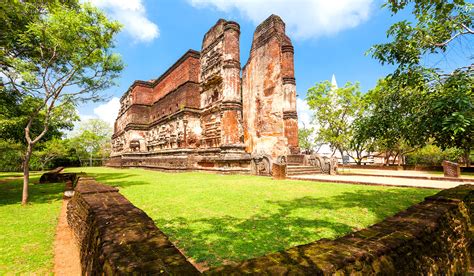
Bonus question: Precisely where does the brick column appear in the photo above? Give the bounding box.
[281,45,299,153]
[220,21,245,151]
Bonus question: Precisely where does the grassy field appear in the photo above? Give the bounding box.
[0,172,64,274]
[337,168,474,178]
[66,167,438,268]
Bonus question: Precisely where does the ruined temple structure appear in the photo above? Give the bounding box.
[108,15,336,175]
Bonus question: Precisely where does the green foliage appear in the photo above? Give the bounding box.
[1,1,123,202]
[66,167,437,267]
[427,70,474,156]
[369,0,473,73]
[298,126,315,153]
[32,138,69,170]
[405,144,464,166]
[0,88,78,144]
[69,119,112,165]
[366,0,473,165]
[1,0,79,73]
[0,140,24,172]
[306,81,365,155]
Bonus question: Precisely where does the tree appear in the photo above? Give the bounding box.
[34,138,68,171]
[357,79,426,165]
[368,0,473,166]
[349,117,376,165]
[428,69,473,166]
[1,2,123,204]
[70,119,113,166]
[298,125,316,154]
[306,81,365,157]
[369,0,473,75]
[0,88,77,144]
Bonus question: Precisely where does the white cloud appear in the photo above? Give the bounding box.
[297,97,313,128]
[93,97,121,126]
[75,97,120,130]
[189,0,374,39]
[87,0,159,43]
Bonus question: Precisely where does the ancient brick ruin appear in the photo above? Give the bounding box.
[109,15,334,175]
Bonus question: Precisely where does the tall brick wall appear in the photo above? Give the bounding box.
[242,15,299,160]
[199,19,245,151]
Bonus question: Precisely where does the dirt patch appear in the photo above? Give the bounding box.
[53,199,81,275]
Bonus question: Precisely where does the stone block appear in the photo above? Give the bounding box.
[442,160,461,178]
[272,163,287,180]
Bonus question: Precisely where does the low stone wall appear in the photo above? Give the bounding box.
[39,167,68,183]
[67,177,474,274]
[209,184,474,274]
[67,177,199,275]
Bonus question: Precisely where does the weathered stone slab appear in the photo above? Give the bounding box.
[272,163,287,180]
[442,160,461,178]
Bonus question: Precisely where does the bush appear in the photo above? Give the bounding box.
[0,140,24,172]
[406,145,463,166]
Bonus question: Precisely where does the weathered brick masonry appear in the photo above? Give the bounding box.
[67,177,199,274]
[108,15,315,175]
[68,178,474,274]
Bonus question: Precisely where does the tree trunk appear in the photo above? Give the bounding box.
[339,148,344,160]
[392,152,399,165]
[22,144,33,205]
[464,149,471,167]
[89,151,93,167]
[356,150,362,165]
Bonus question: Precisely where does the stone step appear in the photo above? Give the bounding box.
[287,165,314,169]
[287,165,321,175]
[287,171,321,176]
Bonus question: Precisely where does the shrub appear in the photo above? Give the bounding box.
[406,145,463,166]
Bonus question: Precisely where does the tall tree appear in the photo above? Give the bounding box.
[306,81,365,157]
[1,2,123,204]
[34,138,69,171]
[428,69,473,166]
[298,125,316,154]
[368,0,473,166]
[70,119,112,166]
[357,79,426,165]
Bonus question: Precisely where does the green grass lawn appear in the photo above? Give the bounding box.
[66,167,438,268]
[0,172,64,274]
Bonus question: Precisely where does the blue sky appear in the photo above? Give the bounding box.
[80,0,470,128]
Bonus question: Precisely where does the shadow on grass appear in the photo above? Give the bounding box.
[153,188,431,267]
[0,178,64,206]
[84,172,150,188]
